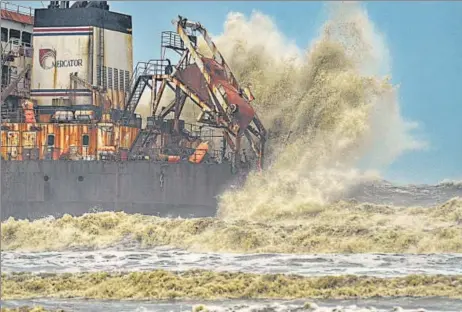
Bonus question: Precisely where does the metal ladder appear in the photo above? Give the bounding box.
[124,62,148,107]
[122,60,166,124]
[97,20,105,87]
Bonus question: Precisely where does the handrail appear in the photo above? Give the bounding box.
[0,1,34,17]
[0,144,234,164]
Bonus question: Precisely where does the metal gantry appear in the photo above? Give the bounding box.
[123,15,266,170]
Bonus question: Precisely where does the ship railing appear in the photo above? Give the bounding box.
[0,144,235,164]
[124,62,145,90]
[129,145,228,164]
[145,59,172,76]
[178,121,225,140]
[122,59,177,118]
[162,31,186,51]
[129,59,172,83]
[161,31,197,52]
[0,108,143,125]
[1,1,34,17]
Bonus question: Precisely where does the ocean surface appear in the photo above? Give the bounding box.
[2,180,462,311]
[345,179,462,207]
[3,248,462,277]
[3,297,462,312]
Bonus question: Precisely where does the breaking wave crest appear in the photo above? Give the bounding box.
[438,179,462,188]
[209,3,426,221]
[2,198,461,253]
[3,270,462,300]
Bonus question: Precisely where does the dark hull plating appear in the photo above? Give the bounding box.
[1,160,235,221]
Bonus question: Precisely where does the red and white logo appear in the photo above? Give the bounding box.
[39,48,57,70]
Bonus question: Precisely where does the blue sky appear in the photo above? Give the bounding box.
[12,1,462,184]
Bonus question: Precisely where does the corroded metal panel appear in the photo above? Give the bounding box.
[174,64,213,107]
[1,122,139,160]
[174,57,255,134]
[117,125,138,149]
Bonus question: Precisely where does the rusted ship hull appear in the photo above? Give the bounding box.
[1,160,235,221]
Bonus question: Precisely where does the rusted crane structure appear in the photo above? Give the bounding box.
[121,16,267,170]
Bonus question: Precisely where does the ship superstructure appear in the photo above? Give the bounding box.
[2,1,140,161]
[0,1,266,220]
